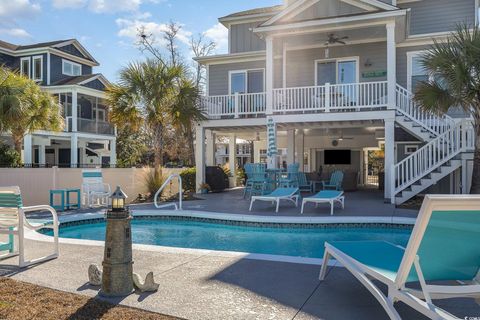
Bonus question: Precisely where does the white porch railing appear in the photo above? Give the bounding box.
[396,84,455,136]
[394,121,475,194]
[273,81,388,113]
[200,92,266,118]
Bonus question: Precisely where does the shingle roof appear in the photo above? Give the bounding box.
[220,5,284,19]
[0,39,74,51]
[0,40,18,51]
[51,74,101,86]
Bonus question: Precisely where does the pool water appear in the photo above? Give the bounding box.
[46,218,412,259]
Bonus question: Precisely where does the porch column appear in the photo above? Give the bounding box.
[195,125,206,193]
[206,130,216,166]
[70,134,78,168]
[296,130,304,171]
[287,129,295,165]
[359,149,364,186]
[386,22,396,110]
[38,144,46,166]
[266,36,274,115]
[23,134,33,165]
[229,134,237,183]
[110,138,117,166]
[72,89,78,132]
[384,118,395,203]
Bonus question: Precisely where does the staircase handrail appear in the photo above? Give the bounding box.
[396,84,456,136]
[154,173,183,210]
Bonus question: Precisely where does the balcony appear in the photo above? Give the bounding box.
[66,117,115,135]
[200,81,388,119]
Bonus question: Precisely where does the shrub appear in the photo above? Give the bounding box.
[180,167,196,193]
[144,168,165,198]
[0,143,21,167]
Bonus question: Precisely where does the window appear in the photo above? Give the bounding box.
[315,58,358,85]
[20,57,30,78]
[32,56,43,81]
[62,59,81,76]
[405,145,419,155]
[229,69,264,94]
[408,52,429,92]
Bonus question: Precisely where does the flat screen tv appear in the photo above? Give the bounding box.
[324,150,351,165]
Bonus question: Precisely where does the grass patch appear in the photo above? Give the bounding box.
[0,277,181,320]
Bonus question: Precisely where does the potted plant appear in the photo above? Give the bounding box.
[199,183,210,194]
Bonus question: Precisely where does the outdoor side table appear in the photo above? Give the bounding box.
[66,188,81,210]
[49,189,66,211]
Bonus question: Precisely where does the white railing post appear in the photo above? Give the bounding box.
[234,92,239,119]
[325,82,331,113]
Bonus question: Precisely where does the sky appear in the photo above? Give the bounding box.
[0,0,279,81]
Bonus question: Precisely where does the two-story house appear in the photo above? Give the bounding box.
[194,0,476,204]
[0,39,116,168]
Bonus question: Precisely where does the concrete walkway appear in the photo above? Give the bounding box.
[1,240,479,320]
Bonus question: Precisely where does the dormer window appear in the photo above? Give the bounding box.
[62,59,81,76]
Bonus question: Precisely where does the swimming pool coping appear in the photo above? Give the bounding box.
[25,209,416,266]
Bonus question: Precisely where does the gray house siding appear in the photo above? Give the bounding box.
[82,79,105,91]
[285,42,387,88]
[57,44,88,60]
[208,60,266,95]
[396,44,432,89]
[292,0,364,22]
[230,22,266,54]
[0,52,17,69]
[399,0,475,35]
[50,54,93,84]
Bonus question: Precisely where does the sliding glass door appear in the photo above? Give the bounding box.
[316,59,358,106]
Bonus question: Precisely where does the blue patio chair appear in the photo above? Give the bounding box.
[243,163,268,198]
[322,170,344,190]
[278,163,300,188]
[297,172,314,193]
[319,195,480,319]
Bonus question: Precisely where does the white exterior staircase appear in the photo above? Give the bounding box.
[393,85,475,204]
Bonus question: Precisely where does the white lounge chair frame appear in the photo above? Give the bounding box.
[249,188,300,213]
[319,195,480,320]
[0,186,59,267]
[300,191,344,215]
[81,169,111,208]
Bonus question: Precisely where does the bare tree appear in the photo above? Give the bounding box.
[137,26,167,66]
[163,21,183,67]
[190,33,216,91]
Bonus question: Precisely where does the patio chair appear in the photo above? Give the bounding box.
[0,186,59,267]
[319,195,480,320]
[278,163,300,188]
[249,187,300,213]
[322,170,344,190]
[300,190,344,215]
[243,164,268,198]
[297,172,314,193]
[81,169,111,208]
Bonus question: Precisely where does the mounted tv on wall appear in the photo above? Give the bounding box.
[324,150,351,165]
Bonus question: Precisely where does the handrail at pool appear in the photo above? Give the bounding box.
[154,174,183,210]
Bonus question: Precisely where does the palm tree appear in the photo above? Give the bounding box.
[414,25,480,193]
[107,59,204,168]
[0,67,63,153]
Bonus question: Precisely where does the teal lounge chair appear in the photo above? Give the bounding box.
[322,170,344,190]
[319,195,480,320]
[249,188,299,213]
[301,190,344,215]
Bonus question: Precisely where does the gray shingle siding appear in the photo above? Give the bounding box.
[50,54,92,85]
[292,0,363,22]
[0,52,17,69]
[230,22,266,53]
[208,60,266,95]
[82,79,105,91]
[57,44,88,60]
[399,0,475,35]
[396,44,432,88]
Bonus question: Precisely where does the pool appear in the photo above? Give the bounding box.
[43,217,412,259]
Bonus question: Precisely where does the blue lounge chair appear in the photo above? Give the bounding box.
[301,190,344,215]
[319,195,480,319]
[249,187,300,213]
[322,170,344,190]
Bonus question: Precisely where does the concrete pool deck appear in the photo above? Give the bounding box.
[1,239,479,320]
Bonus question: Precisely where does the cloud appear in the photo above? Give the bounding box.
[0,28,31,38]
[203,23,228,53]
[51,0,163,14]
[0,0,40,22]
[116,18,192,46]
[52,0,87,9]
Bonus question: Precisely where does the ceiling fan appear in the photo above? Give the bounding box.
[325,33,348,46]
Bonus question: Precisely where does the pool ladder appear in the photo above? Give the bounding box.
[154,174,183,210]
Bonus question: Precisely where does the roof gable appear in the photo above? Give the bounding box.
[262,0,397,26]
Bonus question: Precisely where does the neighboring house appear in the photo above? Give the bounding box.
[194,0,476,204]
[215,141,253,167]
[0,39,116,168]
